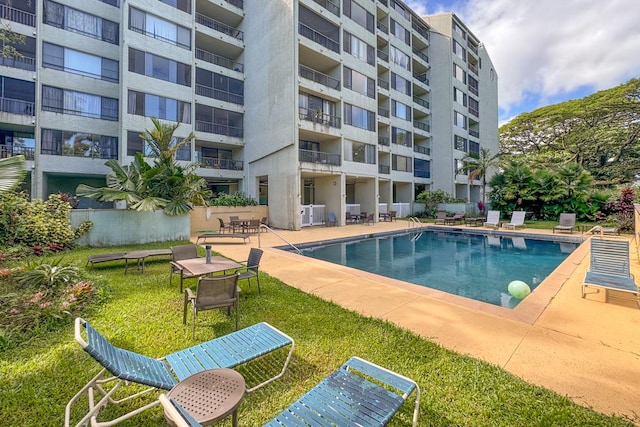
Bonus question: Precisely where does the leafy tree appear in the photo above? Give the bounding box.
[415,190,457,217]
[457,147,500,209]
[0,155,26,192]
[76,119,212,215]
[0,4,26,60]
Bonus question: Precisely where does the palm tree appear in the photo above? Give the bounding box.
[0,155,26,192]
[77,119,211,215]
[457,148,501,209]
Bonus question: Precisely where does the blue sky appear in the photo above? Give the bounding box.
[405,0,640,125]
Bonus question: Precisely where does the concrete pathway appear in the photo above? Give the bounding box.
[199,221,640,422]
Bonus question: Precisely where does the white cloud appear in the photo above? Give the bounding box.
[410,0,640,117]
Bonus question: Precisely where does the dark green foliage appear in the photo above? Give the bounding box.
[415,190,460,217]
[209,191,258,207]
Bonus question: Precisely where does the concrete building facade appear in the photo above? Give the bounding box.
[0,0,498,230]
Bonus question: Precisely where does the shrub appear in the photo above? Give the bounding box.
[209,191,258,207]
[415,190,459,217]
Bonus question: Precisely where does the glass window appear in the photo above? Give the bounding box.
[44,43,118,82]
[453,40,466,61]
[344,0,374,33]
[129,48,191,86]
[389,45,410,71]
[392,154,412,172]
[391,127,412,147]
[392,100,411,121]
[454,135,467,151]
[390,19,410,45]
[454,111,467,129]
[128,7,191,49]
[454,64,466,83]
[343,67,375,98]
[454,87,466,106]
[343,31,375,66]
[344,139,375,164]
[44,1,119,44]
[344,103,375,131]
[391,73,410,96]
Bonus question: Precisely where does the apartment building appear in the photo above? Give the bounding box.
[0,0,498,230]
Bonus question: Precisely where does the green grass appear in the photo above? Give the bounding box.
[0,242,634,426]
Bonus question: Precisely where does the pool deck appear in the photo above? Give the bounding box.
[199,221,640,423]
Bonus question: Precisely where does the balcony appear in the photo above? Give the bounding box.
[196,48,243,72]
[469,129,480,138]
[378,136,390,146]
[413,96,429,109]
[299,65,340,90]
[299,106,341,128]
[468,62,478,76]
[41,141,118,159]
[378,164,390,174]
[412,49,429,64]
[224,0,243,9]
[377,78,389,90]
[0,145,35,160]
[196,13,244,41]
[196,84,244,105]
[414,170,430,178]
[467,41,479,55]
[312,0,339,16]
[414,145,430,155]
[298,148,340,166]
[298,23,339,53]
[468,107,479,118]
[414,72,429,86]
[0,54,36,71]
[1,97,35,116]
[199,156,243,170]
[376,20,388,34]
[0,4,35,27]
[378,107,389,118]
[468,84,478,96]
[376,49,389,62]
[414,120,430,133]
[195,120,243,138]
[411,21,429,41]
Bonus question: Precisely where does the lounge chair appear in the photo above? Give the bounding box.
[583,238,640,307]
[265,357,420,427]
[445,213,465,225]
[586,225,620,236]
[502,211,526,230]
[160,357,420,427]
[65,318,294,427]
[483,210,500,229]
[434,210,448,225]
[553,213,576,234]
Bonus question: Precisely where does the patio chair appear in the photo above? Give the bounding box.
[483,210,501,229]
[363,212,375,225]
[170,244,200,292]
[553,213,576,234]
[265,356,421,427]
[445,213,465,225]
[325,212,337,227]
[65,318,295,427]
[260,216,268,231]
[582,238,639,307]
[434,210,448,225]
[236,248,263,293]
[388,210,397,221]
[184,274,239,337]
[346,212,357,224]
[217,217,233,234]
[502,211,526,230]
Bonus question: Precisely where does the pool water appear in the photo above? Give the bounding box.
[298,231,578,308]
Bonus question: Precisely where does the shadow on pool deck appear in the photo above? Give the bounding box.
[197,221,640,423]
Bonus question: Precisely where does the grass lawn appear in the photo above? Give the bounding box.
[0,241,634,426]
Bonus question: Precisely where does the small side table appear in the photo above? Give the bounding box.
[166,368,245,426]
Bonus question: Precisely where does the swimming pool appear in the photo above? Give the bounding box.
[290,230,580,308]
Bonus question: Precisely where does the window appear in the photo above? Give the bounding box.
[454,64,466,83]
[390,19,410,45]
[389,45,410,71]
[391,100,411,121]
[453,21,466,39]
[390,0,411,20]
[344,0,374,33]
[391,73,411,96]
[454,135,467,151]
[344,103,375,131]
[158,0,191,13]
[195,104,244,137]
[454,111,467,129]
[468,97,479,116]
[0,77,35,115]
[391,127,412,147]
[343,31,375,66]
[0,36,36,71]
[344,140,375,164]
[129,7,191,49]
[128,48,190,86]
[196,68,244,104]
[299,92,338,126]
[127,90,191,123]
[468,75,479,95]
[469,140,480,156]
[43,1,119,44]
[343,67,375,98]
[453,40,466,61]
[392,154,412,172]
[41,128,117,159]
[43,43,118,82]
[414,158,430,178]
[453,87,466,106]
[42,85,118,121]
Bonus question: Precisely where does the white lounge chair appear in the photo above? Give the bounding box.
[502,211,526,230]
[483,210,501,229]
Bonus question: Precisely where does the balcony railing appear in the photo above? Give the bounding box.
[411,21,429,41]
[199,156,243,170]
[196,84,244,105]
[413,96,429,109]
[378,0,388,6]
[467,41,479,55]
[414,72,429,86]
[195,120,243,138]
[196,13,244,41]
[468,62,478,75]
[41,140,118,159]
[468,85,479,96]
[414,120,430,133]
[378,107,389,118]
[377,49,389,62]
[377,78,389,90]
[312,0,339,16]
[412,49,429,64]
[468,107,479,118]
[0,4,36,27]
[1,97,35,116]
[378,136,390,146]
[196,48,243,72]
[376,20,388,34]
[469,129,480,138]
[298,23,339,53]
[414,145,430,155]
[1,145,35,160]
[299,64,340,90]
[299,106,341,128]
[224,0,243,9]
[0,54,36,71]
[414,170,430,178]
[378,164,390,174]
[298,148,340,166]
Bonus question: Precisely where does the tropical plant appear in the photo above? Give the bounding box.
[209,191,258,207]
[76,119,212,215]
[415,189,458,217]
[457,148,501,209]
[16,260,80,292]
[0,155,26,193]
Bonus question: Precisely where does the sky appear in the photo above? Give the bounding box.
[405,0,640,124]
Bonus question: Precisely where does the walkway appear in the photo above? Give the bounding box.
[202,221,640,423]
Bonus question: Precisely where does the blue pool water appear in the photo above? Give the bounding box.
[296,231,578,308]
